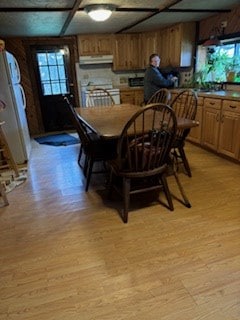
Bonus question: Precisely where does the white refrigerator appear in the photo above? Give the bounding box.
[0,50,31,164]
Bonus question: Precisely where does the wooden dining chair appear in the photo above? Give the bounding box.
[107,103,177,223]
[146,88,171,105]
[86,88,115,107]
[170,89,198,177]
[64,96,117,191]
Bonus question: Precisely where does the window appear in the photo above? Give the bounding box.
[196,40,240,83]
[37,49,69,95]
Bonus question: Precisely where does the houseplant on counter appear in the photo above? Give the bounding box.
[186,48,240,89]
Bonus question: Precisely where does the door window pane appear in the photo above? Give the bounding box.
[37,49,69,96]
[39,66,50,81]
[47,53,57,65]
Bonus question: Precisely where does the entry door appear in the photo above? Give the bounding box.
[33,45,74,132]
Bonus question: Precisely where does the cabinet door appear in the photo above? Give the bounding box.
[202,107,220,151]
[157,29,170,67]
[158,23,195,67]
[218,100,240,159]
[168,25,181,67]
[128,34,141,69]
[113,34,140,70]
[113,35,128,70]
[180,22,195,67]
[78,35,96,55]
[141,32,157,68]
[120,90,135,104]
[135,89,144,106]
[95,35,113,54]
[78,35,113,56]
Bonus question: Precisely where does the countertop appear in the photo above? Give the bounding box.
[171,89,240,101]
[115,86,144,91]
[116,86,240,101]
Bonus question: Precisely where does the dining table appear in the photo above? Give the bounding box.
[76,103,199,208]
[76,103,199,140]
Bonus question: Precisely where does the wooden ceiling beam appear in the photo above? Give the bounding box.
[60,0,83,36]
[115,0,231,33]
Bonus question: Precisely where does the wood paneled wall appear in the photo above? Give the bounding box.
[199,5,240,40]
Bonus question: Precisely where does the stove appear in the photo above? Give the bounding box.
[80,79,120,107]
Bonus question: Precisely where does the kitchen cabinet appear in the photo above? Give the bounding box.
[113,34,141,71]
[77,34,113,56]
[120,88,144,105]
[135,89,144,105]
[140,31,158,69]
[218,99,240,159]
[187,96,204,144]
[157,28,170,68]
[158,22,196,67]
[202,98,222,151]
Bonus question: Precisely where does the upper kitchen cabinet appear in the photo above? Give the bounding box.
[158,22,196,67]
[140,31,158,69]
[113,34,141,71]
[77,34,113,56]
[157,28,170,68]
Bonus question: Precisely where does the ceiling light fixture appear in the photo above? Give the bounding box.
[84,4,117,22]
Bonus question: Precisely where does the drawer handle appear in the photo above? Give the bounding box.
[210,102,215,105]
[229,105,237,109]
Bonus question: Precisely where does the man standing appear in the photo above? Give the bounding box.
[144,54,176,103]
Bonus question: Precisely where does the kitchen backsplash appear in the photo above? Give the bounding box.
[75,63,145,88]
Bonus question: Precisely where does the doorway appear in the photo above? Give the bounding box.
[32,45,75,132]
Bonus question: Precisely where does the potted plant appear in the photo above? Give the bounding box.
[225,56,240,82]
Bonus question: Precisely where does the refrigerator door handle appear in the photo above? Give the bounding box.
[19,84,26,109]
[13,55,21,84]
[7,52,21,84]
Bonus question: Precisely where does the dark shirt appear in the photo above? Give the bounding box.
[144,65,173,103]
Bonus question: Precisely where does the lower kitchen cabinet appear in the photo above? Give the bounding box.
[202,98,222,151]
[120,88,144,105]
[218,99,240,159]
[187,96,204,144]
[135,89,144,105]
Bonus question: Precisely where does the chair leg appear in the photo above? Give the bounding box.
[178,146,192,177]
[0,183,9,206]
[122,177,130,223]
[173,171,191,208]
[78,144,83,167]
[107,169,114,198]
[85,158,94,192]
[161,174,174,211]
[83,155,89,177]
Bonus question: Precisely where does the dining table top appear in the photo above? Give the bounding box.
[76,103,199,139]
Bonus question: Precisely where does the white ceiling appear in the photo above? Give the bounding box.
[0,0,239,37]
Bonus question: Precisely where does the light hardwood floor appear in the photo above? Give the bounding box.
[0,139,240,320]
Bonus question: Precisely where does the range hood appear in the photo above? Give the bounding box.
[79,55,113,65]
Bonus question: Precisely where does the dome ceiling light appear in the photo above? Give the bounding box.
[84,4,117,22]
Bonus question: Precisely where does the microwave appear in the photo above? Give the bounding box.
[128,77,144,87]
